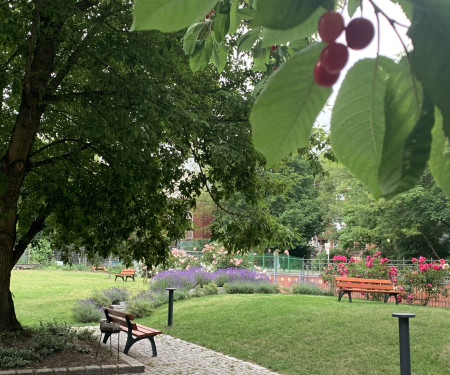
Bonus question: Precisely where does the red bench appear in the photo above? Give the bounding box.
[114,269,136,281]
[335,276,400,304]
[103,308,162,356]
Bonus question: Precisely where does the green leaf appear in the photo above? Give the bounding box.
[131,0,218,32]
[189,36,214,73]
[250,43,331,166]
[214,3,230,43]
[378,58,429,198]
[237,28,261,54]
[408,0,450,138]
[429,108,450,197]
[347,0,361,18]
[331,58,390,199]
[182,23,204,54]
[251,41,269,72]
[392,0,413,20]
[261,7,324,47]
[211,39,227,73]
[253,0,330,30]
[229,1,241,35]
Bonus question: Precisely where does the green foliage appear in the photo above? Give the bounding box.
[0,347,39,368]
[72,300,103,324]
[91,289,111,308]
[223,281,279,294]
[102,287,130,305]
[291,283,333,296]
[132,0,450,201]
[127,299,154,318]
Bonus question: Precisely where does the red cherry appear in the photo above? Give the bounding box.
[320,43,349,74]
[318,11,345,43]
[346,18,375,50]
[314,61,340,87]
[270,45,277,51]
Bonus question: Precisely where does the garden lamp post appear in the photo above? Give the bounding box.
[392,313,415,375]
[166,287,177,326]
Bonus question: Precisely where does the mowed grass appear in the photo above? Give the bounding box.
[143,294,450,375]
[10,270,450,374]
[11,269,147,326]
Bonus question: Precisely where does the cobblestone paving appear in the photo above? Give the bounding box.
[109,333,282,375]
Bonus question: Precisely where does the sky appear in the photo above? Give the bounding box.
[316,0,412,127]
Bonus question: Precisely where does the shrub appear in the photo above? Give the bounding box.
[102,287,130,304]
[224,281,278,294]
[203,282,219,295]
[213,268,270,287]
[292,283,333,296]
[0,347,40,368]
[91,289,111,307]
[127,299,154,318]
[73,299,103,323]
[150,268,201,292]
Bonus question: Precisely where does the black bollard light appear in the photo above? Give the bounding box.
[166,287,177,326]
[392,313,415,375]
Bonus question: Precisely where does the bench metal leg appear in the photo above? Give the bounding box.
[123,334,158,357]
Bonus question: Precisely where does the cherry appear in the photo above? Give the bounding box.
[318,11,345,43]
[345,18,375,50]
[205,9,214,19]
[270,45,277,51]
[314,61,340,87]
[320,43,349,74]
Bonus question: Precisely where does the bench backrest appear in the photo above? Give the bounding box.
[104,308,137,331]
[335,276,395,291]
[120,269,135,275]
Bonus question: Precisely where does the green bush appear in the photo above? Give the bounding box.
[224,281,279,294]
[203,282,219,295]
[173,290,190,301]
[91,289,111,307]
[127,299,154,318]
[0,347,40,368]
[72,299,103,323]
[291,283,333,296]
[102,287,129,304]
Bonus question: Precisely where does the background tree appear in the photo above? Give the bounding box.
[318,163,450,259]
[0,0,264,331]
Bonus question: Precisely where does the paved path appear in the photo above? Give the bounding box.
[109,333,282,375]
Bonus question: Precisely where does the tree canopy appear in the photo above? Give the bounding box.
[0,0,263,331]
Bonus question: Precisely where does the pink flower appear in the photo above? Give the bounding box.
[427,283,433,289]
[432,264,442,270]
[411,257,418,263]
[212,260,217,265]
[284,250,290,256]
[380,257,390,264]
[440,258,445,264]
[366,261,373,268]
[418,256,426,264]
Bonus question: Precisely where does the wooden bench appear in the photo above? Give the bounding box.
[114,269,136,281]
[335,276,400,304]
[91,266,107,272]
[103,308,162,356]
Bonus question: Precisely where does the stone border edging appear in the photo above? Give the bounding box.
[0,347,145,375]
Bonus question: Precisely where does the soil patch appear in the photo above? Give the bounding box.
[0,329,128,371]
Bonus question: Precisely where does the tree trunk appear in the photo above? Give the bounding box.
[0,248,21,331]
[0,0,62,332]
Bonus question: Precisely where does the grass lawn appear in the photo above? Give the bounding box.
[11,269,147,326]
[10,270,450,374]
[142,294,450,375]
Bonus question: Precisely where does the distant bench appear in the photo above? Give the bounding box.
[13,264,42,270]
[114,269,136,282]
[91,266,107,272]
[103,308,162,356]
[335,276,400,304]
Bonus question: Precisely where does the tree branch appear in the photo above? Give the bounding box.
[419,231,441,259]
[11,205,50,268]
